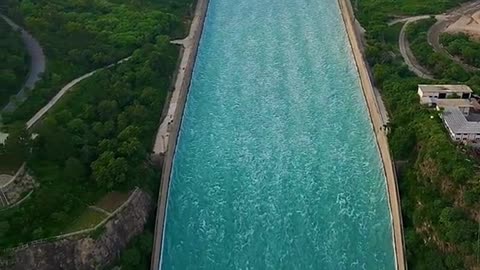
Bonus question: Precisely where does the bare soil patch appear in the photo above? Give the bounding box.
[446,10,480,41]
[95,191,130,212]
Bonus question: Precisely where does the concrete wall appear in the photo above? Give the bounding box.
[150,0,210,268]
[337,0,406,269]
[0,190,152,270]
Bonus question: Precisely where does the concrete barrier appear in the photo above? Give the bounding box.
[150,0,210,268]
[337,0,407,269]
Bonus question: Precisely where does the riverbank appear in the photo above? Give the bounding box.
[337,0,407,269]
[150,0,210,268]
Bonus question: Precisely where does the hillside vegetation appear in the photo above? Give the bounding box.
[356,0,480,268]
[0,0,192,253]
[441,33,480,68]
[0,37,176,249]
[407,18,480,86]
[2,0,190,124]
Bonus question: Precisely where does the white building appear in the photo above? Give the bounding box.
[418,84,473,105]
[435,99,473,115]
[418,84,480,143]
[442,107,480,142]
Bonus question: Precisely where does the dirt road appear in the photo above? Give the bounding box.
[396,16,435,79]
[427,0,480,72]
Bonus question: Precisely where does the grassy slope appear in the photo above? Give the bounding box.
[0,0,189,249]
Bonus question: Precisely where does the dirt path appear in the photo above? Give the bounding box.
[26,57,130,129]
[0,14,46,113]
[339,0,406,269]
[427,0,480,72]
[395,16,435,79]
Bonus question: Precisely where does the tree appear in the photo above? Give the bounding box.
[91,151,128,189]
[0,221,10,238]
[63,157,86,182]
[97,100,119,121]
[118,137,144,162]
[117,125,140,141]
[120,247,141,269]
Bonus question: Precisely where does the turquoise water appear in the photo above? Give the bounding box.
[161,0,396,268]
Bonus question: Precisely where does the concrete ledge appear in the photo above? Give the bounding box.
[150,0,210,268]
[337,0,407,269]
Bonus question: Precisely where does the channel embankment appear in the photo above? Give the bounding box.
[150,0,210,268]
[337,0,407,269]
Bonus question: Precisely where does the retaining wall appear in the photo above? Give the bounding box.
[0,189,151,270]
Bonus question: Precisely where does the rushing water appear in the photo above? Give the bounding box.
[161,0,396,268]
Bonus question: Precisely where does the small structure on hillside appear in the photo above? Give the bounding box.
[418,84,472,106]
[0,132,8,145]
[418,84,480,143]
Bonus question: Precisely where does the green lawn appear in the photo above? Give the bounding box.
[63,208,107,234]
[95,191,130,213]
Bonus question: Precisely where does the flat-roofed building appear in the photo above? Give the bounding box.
[435,99,473,115]
[418,84,473,105]
[442,107,480,142]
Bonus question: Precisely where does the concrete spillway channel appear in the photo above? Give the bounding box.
[0,14,46,113]
[152,0,405,268]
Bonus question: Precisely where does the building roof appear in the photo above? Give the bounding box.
[443,107,480,134]
[436,99,473,108]
[419,84,473,93]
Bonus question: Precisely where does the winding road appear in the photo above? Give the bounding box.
[427,0,480,72]
[390,0,480,79]
[26,57,131,129]
[0,14,46,113]
[0,16,130,129]
[391,15,435,79]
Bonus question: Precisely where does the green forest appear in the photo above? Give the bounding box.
[356,0,480,268]
[441,33,480,68]
[0,0,193,268]
[2,0,190,123]
[0,37,176,249]
[0,17,28,108]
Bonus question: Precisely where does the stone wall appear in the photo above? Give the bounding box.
[0,164,36,207]
[0,189,152,270]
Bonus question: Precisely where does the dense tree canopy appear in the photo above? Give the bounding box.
[2,0,189,123]
[441,33,480,68]
[0,0,194,258]
[0,35,178,250]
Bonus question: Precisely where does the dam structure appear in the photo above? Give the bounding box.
[159,0,396,268]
